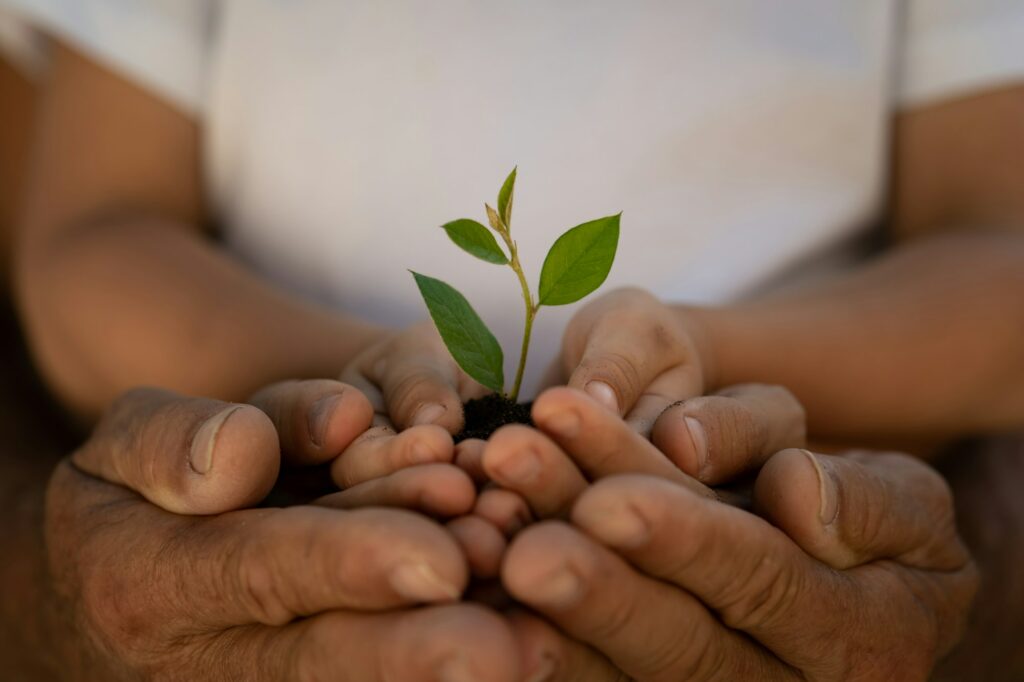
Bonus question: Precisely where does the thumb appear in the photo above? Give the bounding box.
[73,387,279,515]
[754,449,970,571]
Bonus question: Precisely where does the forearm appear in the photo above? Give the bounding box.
[16,217,385,421]
[684,230,1024,442]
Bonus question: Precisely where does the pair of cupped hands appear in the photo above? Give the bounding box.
[54,290,976,681]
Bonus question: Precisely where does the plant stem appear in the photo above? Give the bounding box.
[500,233,537,402]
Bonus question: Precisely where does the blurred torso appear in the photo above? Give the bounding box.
[205,1,894,391]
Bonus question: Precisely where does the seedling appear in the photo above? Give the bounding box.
[411,168,620,404]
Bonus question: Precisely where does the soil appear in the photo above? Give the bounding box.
[454,394,534,442]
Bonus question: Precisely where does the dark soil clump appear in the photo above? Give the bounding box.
[455,394,533,442]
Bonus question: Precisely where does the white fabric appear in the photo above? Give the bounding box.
[899,0,1024,106]
[4,0,1024,395]
[0,0,212,113]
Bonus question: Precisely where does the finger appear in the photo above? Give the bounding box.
[623,364,702,436]
[248,379,375,466]
[315,464,476,518]
[504,521,795,681]
[282,604,520,682]
[570,475,844,657]
[564,290,700,416]
[73,387,279,515]
[448,515,507,578]
[338,365,387,414]
[754,448,970,571]
[532,387,714,499]
[506,609,622,682]
[198,506,472,627]
[565,472,973,679]
[481,424,588,519]
[472,488,534,536]
[581,474,980,677]
[331,424,454,487]
[364,331,467,433]
[52,462,472,629]
[454,438,488,484]
[651,384,806,484]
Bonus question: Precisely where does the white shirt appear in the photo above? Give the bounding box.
[4,0,1024,394]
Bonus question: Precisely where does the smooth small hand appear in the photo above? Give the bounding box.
[557,287,710,434]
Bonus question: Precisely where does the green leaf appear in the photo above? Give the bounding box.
[498,167,517,227]
[538,213,621,306]
[411,272,505,393]
[441,219,509,264]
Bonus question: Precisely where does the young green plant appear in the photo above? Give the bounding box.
[411,168,620,402]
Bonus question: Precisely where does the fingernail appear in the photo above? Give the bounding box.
[585,381,619,414]
[492,449,540,484]
[412,402,447,426]
[590,502,650,549]
[529,566,583,608]
[802,449,839,525]
[525,654,557,682]
[541,409,580,439]
[189,405,242,475]
[438,654,476,682]
[389,562,461,602]
[684,416,709,477]
[308,393,343,447]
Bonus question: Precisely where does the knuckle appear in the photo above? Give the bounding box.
[670,626,730,682]
[586,350,645,403]
[589,589,638,645]
[234,549,291,626]
[388,371,423,404]
[718,556,800,631]
[230,517,297,625]
[388,371,441,413]
[642,620,714,681]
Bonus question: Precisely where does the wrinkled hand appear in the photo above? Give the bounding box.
[478,389,976,681]
[452,384,805,578]
[557,287,710,433]
[49,386,519,681]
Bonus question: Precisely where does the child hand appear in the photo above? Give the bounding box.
[332,320,489,518]
[557,287,710,434]
[340,320,489,434]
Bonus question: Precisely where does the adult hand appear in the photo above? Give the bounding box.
[490,391,976,681]
[49,387,519,681]
[557,287,711,433]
